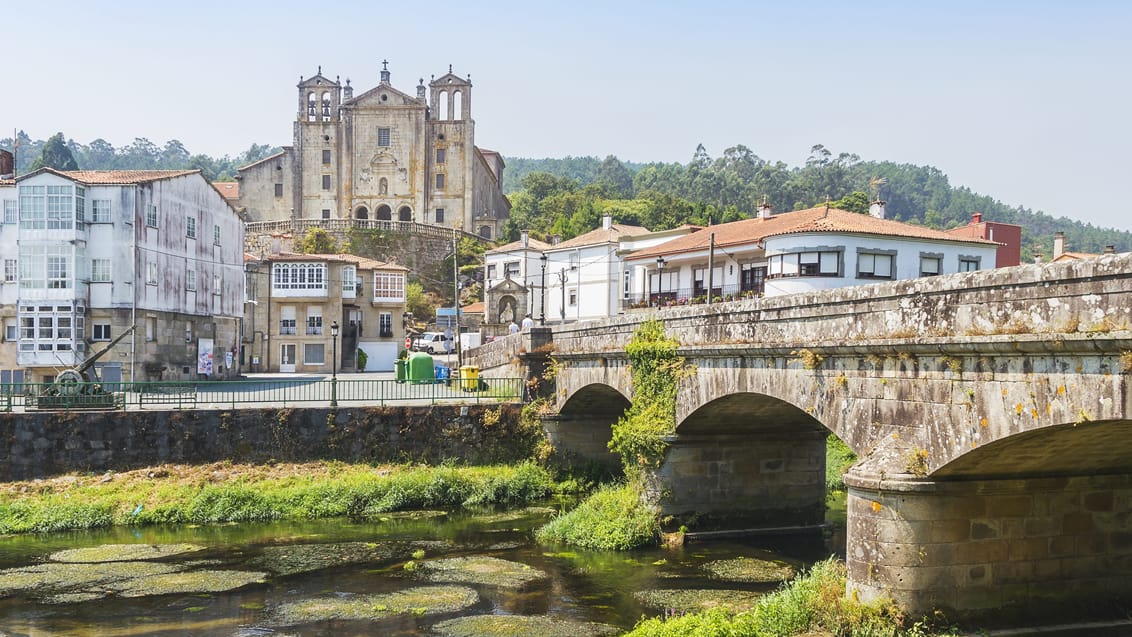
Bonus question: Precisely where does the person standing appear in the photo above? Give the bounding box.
[508,320,519,335]
[521,314,534,330]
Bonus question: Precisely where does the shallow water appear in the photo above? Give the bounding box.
[0,505,844,636]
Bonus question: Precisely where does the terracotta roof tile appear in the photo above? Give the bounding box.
[56,169,201,184]
[1052,251,1099,262]
[550,223,649,250]
[462,301,485,313]
[486,237,552,254]
[212,181,239,199]
[628,207,997,261]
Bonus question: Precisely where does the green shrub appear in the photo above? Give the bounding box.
[826,436,857,492]
[535,482,658,551]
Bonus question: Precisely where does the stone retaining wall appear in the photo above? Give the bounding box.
[0,405,528,481]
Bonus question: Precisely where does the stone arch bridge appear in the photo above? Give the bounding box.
[467,254,1132,616]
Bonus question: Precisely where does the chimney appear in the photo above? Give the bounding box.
[1033,252,1043,265]
[1104,245,1116,254]
[971,211,983,224]
[869,200,886,219]
[602,215,613,231]
[550,234,561,246]
[1053,232,1065,259]
[758,200,773,219]
[521,229,529,248]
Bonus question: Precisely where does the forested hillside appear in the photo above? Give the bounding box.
[504,146,1131,259]
[1,131,278,182]
[5,131,1127,259]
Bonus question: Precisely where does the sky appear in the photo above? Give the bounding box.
[4,0,1131,231]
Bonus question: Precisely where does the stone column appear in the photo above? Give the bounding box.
[845,471,1132,616]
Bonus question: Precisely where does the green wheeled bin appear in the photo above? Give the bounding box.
[394,358,407,383]
[459,365,479,392]
[408,353,435,384]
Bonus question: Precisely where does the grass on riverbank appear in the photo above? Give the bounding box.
[624,558,958,637]
[534,482,659,551]
[0,461,559,534]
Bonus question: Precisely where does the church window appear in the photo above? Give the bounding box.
[377,128,390,147]
[398,206,412,221]
[435,208,444,223]
[322,175,331,190]
[438,91,449,120]
[376,205,391,220]
[307,92,317,121]
[274,183,283,197]
[322,209,331,219]
[436,148,446,164]
[479,226,492,239]
[435,173,445,189]
[321,91,331,120]
[322,149,331,164]
[453,91,463,120]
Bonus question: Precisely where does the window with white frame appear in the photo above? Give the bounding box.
[272,262,327,291]
[280,306,297,335]
[186,270,196,291]
[504,261,520,278]
[17,305,81,353]
[958,256,981,272]
[91,199,111,223]
[213,224,221,245]
[568,288,577,306]
[306,306,323,335]
[768,250,840,278]
[341,265,357,296]
[377,127,390,146]
[146,205,158,228]
[186,216,196,238]
[46,185,74,229]
[2,200,15,224]
[487,264,497,280]
[3,259,15,283]
[93,323,111,341]
[91,259,111,282]
[4,318,17,342]
[146,261,157,285]
[857,252,895,279]
[623,269,631,299]
[304,343,325,365]
[19,185,46,229]
[213,274,221,295]
[379,312,393,337]
[19,245,72,290]
[920,255,942,277]
[373,271,405,302]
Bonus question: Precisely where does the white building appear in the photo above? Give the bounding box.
[625,202,999,304]
[0,169,245,382]
[481,217,698,327]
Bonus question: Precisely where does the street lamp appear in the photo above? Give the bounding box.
[330,320,339,408]
[539,253,548,325]
[656,256,666,306]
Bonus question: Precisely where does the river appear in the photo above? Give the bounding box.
[0,500,844,636]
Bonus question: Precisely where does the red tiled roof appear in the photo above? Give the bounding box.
[486,237,552,254]
[462,301,485,313]
[58,169,201,184]
[550,223,649,250]
[1052,251,1099,262]
[213,181,239,199]
[628,206,997,261]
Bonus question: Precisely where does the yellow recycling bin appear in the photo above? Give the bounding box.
[459,365,480,392]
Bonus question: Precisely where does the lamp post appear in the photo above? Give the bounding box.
[539,253,548,325]
[656,256,666,306]
[330,320,339,408]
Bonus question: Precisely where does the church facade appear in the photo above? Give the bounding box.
[237,62,509,239]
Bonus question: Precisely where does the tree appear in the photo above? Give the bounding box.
[829,191,870,214]
[594,155,634,198]
[30,132,79,171]
[295,227,340,254]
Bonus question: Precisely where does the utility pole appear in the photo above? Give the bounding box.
[557,267,569,322]
[452,228,461,368]
[540,253,548,325]
[707,232,715,302]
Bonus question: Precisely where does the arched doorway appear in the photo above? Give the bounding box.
[355,206,369,220]
[398,206,412,221]
[376,204,392,221]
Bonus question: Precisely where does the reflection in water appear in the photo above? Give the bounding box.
[0,503,846,636]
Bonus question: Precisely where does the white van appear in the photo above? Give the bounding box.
[412,332,453,354]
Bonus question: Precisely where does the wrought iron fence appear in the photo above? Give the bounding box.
[0,376,525,413]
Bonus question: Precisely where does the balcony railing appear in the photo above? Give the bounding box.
[624,282,764,309]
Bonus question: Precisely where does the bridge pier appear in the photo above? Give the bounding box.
[845,471,1132,616]
[651,431,827,530]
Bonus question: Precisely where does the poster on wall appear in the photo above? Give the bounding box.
[197,338,214,376]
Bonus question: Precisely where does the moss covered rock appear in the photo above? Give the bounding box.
[273,585,479,623]
[412,556,548,589]
[701,557,796,583]
[49,543,206,563]
[433,614,619,637]
[634,588,764,613]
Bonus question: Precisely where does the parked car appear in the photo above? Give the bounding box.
[412,332,453,354]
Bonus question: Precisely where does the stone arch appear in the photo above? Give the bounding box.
[398,205,412,221]
[307,91,317,121]
[479,225,492,239]
[676,392,828,437]
[438,91,449,120]
[355,205,369,220]
[453,90,463,120]
[375,204,392,221]
[321,91,331,119]
[552,382,631,469]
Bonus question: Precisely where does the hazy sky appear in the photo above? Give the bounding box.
[5,0,1131,231]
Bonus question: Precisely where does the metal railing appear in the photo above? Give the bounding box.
[0,376,525,413]
[624,283,764,309]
